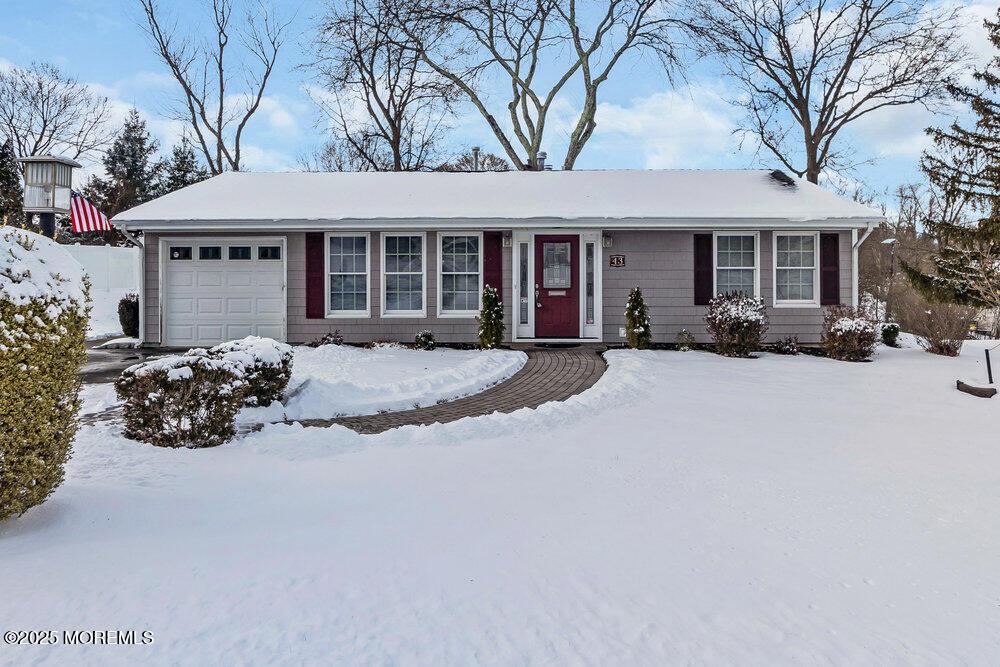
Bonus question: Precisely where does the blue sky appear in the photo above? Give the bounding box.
[2,0,998,207]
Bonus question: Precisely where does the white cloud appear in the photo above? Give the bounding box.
[585,83,745,169]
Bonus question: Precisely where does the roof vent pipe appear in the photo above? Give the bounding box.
[472,146,480,172]
[535,152,547,171]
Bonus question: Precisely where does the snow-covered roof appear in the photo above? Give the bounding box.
[114,169,882,229]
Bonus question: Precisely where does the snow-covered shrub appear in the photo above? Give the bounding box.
[118,292,139,337]
[414,330,436,350]
[881,322,900,347]
[477,285,505,349]
[208,336,293,407]
[115,350,246,448]
[771,335,800,355]
[822,306,878,361]
[308,330,343,347]
[675,328,696,351]
[1,229,89,521]
[625,286,652,349]
[704,291,768,357]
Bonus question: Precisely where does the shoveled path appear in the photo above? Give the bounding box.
[293,346,608,435]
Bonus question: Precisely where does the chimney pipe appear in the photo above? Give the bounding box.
[535,151,547,171]
[472,146,480,172]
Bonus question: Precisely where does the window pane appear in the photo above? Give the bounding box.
[440,235,481,312]
[775,235,816,301]
[384,235,424,312]
[328,235,368,313]
[170,246,192,260]
[258,246,281,260]
[585,242,595,324]
[228,246,251,260]
[199,246,222,260]
[519,242,529,325]
[543,242,571,288]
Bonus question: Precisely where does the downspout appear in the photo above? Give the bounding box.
[851,220,876,309]
[118,224,145,346]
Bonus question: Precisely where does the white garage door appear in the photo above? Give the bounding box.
[163,238,285,347]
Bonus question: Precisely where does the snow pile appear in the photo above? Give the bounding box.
[209,336,292,371]
[126,349,243,382]
[5,343,1000,663]
[241,344,526,423]
[0,228,87,318]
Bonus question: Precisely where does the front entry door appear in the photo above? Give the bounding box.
[534,235,579,338]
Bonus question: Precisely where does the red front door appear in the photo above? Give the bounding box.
[534,235,579,338]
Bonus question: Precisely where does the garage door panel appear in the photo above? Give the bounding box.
[167,297,194,314]
[197,271,224,287]
[227,298,253,314]
[164,239,285,347]
[197,298,224,314]
[167,271,195,288]
[256,324,284,339]
[227,272,253,288]
[257,272,284,287]
[257,297,284,315]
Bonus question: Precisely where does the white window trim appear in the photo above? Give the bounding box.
[772,231,820,308]
[437,231,484,318]
[380,231,427,318]
[712,231,760,299]
[325,231,371,318]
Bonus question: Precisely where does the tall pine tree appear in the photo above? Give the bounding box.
[903,9,1000,317]
[156,136,209,196]
[0,139,22,226]
[83,108,161,220]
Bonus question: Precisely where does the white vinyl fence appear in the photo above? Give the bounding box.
[65,244,142,339]
[64,244,140,292]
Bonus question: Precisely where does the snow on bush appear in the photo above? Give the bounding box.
[881,322,900,347]
[118,292,139,338]
[1,229,89,520]
[209,336,293,407]
[704,291,768,357]
[771,335,800,355]
[115,349,246,448]
[477,285,505,349]
[675,328,696,351]
[414,330,436,350]
[822,306,878,361]
[625,286,652,349]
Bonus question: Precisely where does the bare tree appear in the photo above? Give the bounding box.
[298,137,385,172]
[309,0,457,171]
[139,0,289,174]
[398,0,682,170]
[0,62,112,160]
[685,0,966,183]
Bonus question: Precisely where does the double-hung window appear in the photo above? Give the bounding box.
[439,234,481,315]
[327,233,369,316]
[715,233,758,297]
[774,233,818,305]
[383,234,424,315]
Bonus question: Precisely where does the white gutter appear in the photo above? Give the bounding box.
[118,224,145,346]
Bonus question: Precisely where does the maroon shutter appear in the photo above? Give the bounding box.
[693,233,713,305]
[820,233,840,306]
[483,231,503,291]
[305,232,325,318]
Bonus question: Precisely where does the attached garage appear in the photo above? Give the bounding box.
[160,237,286,347]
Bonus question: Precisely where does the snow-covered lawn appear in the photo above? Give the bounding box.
[3,341,1000,663]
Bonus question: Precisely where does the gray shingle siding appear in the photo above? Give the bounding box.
[143,228,854,346]
[601,230,854,344]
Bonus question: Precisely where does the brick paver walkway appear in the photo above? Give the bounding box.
[292,345,607,434]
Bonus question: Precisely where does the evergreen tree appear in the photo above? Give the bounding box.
[0,139,22,226]
[157,136,209,196]
[625,286,652,349]
[902,9,1000,318]
[476,285,505,349]
[83,108,161,220]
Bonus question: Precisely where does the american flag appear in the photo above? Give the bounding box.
[70,191,112,233]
